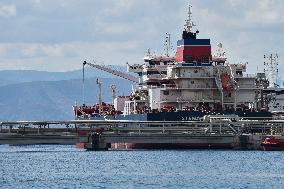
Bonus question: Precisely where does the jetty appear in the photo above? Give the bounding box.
[1,116,284,150]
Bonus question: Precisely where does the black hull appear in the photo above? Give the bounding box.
[147,111,273,121]
[81,111,273,121]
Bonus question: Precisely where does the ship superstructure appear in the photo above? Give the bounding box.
[73,5,272,120]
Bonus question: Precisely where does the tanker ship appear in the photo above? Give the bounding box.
[73,5,274,121]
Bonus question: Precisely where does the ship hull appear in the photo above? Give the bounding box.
[111,142,232,150]
[261,144,284,151]
[261,137,284,151]
[78,111,272,121]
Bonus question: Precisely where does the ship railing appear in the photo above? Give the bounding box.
[2,119,284,137]
[171,73,213,78]
[234,73,256,78]
[142,74,166,80]
[161,84,177,89]
[110,122,242,135]
[161,97,215,102]
[107,120,284,136]
[186,85,216,89]
[238,84,260,88]
[162,85,217,89]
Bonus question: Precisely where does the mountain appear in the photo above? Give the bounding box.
[0,67,134,120]
[0,77,131,121]
[0,65,129,86]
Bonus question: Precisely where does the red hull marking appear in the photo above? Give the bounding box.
[76,143,86,149]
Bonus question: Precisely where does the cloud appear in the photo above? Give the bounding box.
[246,0,284,24]
[0,45,11,56]
[0,43,79,58]
[0,0,282,77]
[0,41,141,71]
[0,3,16,18]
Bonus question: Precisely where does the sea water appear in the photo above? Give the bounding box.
[0,145,284,189]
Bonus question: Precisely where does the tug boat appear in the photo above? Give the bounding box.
[261,136,284,151]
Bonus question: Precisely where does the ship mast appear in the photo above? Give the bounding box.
[82,62,85,104]
[182,5,199,40]
[110,83,116,105]
[164,33,172,57]
[96,78,102,113]
[184,5,195,33]
[264,53,279,88]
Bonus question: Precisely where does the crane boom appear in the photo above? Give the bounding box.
[83,61,139,83]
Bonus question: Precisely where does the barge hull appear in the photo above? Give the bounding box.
[111,142,232,149]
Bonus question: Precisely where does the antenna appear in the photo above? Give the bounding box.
[147,48,151,55]
[264,53,279,88]
[216,43,226,58]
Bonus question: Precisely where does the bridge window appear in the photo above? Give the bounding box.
[236,70,242,76]
[185,55,193,62]
[143,71,160,75]
[201,55,209,63]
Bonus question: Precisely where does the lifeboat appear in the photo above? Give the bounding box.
[261,136,284,151]
[220,73,233,91]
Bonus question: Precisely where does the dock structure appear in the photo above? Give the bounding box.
[0,120,79,145]
[1,116,284,150]
[75,117,284,150]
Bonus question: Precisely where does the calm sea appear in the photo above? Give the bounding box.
[0,145,284,189]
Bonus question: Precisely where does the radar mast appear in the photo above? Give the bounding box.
[182,5,199,40]
[184,5,196,32]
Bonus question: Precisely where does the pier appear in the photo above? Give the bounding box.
[0,121,79,145]
[1,116,284,150]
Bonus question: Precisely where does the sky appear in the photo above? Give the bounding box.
[0,0,283,77]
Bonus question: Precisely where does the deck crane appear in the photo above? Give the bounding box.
[83,61,139,83]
